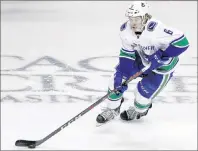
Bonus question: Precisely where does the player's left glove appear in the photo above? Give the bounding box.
[147,50,169,70]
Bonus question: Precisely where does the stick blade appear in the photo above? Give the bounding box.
[15,140,37,148]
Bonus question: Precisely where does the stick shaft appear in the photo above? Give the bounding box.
[37,93,109,146]
[37,70,144,146]
[16,66,147,148]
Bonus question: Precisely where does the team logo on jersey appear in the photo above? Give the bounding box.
[147,21,158,31]
[140,45,155,51]
[131,43,155,52]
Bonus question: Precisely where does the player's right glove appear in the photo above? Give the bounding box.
[114,70,128,94]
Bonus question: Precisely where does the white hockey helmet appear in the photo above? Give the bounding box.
[125,1,150,18]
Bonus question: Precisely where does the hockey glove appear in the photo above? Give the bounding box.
[148,50,169,71]
[114,70,128,94]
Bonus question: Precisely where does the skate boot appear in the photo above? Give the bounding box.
[120,103,152,121]
[96,98,124,124]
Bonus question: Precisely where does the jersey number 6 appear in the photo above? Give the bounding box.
[164,29,173,35]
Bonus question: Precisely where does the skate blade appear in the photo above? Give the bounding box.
[95,119,113,127]
[96,122,104,127]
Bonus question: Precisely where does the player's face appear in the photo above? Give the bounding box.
[129,16,143,31]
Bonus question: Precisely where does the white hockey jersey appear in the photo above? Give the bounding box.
[119,17,189,75]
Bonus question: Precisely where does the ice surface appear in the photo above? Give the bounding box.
[1,103,197,150]
[1,1,197,150]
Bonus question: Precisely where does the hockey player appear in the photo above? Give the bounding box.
[96,1,189,123]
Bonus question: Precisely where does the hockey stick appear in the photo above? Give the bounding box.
[15,65,150,149]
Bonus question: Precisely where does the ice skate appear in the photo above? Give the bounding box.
[120,104,152,121]
[96,98,124,125]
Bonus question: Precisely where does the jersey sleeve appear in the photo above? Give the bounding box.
[155,21,189,57]
[120,38,133,51]
[148,20,190,74]
[115,22,138,77]
[119,23,134,51]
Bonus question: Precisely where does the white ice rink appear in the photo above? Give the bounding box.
[1,1,197,150]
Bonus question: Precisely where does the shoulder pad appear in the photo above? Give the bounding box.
[120,22,127,31]
[147,21,158,31]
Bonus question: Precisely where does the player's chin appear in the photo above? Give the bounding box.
[131,26,137,29]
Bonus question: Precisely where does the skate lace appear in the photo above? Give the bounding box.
[126,107,139,120]
[100,108,118,120]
